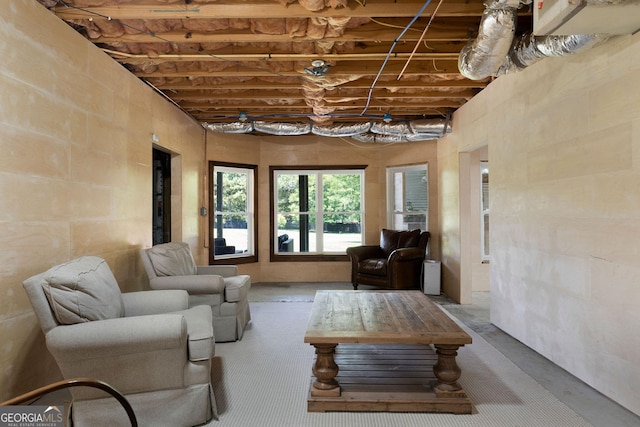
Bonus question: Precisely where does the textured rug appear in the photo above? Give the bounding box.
[208,302,592,427]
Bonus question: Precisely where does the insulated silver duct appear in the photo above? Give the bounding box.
[352,133,407,143]
[458,0,521,80]
[497,33,610,75]
[405,132,442,142]
[370,122,412,136]
[352,132,441,143]
[460,0,610,80]
[410,118,452,135]
[203,122,253,134]
[311,122,371,137]
[201,118,451,142]
[252,121,311,136]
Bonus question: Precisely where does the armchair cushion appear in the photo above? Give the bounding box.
[147,242,197,276]
[380,228,421,256]
[41,256,124,325]
[358,258,388,276]
[398,228,421,248]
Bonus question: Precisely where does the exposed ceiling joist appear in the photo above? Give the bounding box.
[40,0,533,134]
[53,0,486,20]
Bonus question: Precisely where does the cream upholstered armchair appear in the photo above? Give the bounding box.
[22,256,216,427]
[140,242,251,342]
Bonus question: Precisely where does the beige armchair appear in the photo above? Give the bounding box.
[22,256,216,427]
[140,242,251,342]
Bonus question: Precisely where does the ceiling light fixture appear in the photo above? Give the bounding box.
[304,59,331,78]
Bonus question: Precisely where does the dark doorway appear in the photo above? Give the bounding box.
[152,148,171,245]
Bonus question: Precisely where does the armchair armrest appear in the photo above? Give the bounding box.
[197,265,238,278]
[346,245,384,262]
[46,314,188,361]
[149,275,225,295]
[122,290,189,316]
[388,247,426,263]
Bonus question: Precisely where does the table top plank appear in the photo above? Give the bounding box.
[304,290,472,346]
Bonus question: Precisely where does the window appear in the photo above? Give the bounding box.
[386,164,428,232]
[209,161,257,264]
[270,166,365,261]
[480,161,490,262]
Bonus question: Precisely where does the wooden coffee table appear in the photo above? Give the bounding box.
[304,290,473,413]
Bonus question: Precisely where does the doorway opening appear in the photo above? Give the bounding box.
[153,148,171,245]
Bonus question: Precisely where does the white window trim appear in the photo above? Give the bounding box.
[211,163,256,262]
[273,168,365,255]
[386,163,429,231]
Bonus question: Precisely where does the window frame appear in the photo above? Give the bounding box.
[386,163,429,233]
[208,161,258,265]
[269,165,366,262]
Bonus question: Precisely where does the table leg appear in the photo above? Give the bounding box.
[433,344,464,395]
[311,344,340,397]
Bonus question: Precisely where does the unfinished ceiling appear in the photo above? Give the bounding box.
[38,0,535,138]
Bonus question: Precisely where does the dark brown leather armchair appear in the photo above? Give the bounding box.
[347,229,430,290]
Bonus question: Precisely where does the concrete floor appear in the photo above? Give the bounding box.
[251,282,640,427]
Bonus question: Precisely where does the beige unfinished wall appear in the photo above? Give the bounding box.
[0,0,204,400]
[446,33,640,414]
[438,125,489,303]
[205,133,438,283]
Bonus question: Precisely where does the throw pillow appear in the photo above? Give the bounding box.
[42,256,124,325]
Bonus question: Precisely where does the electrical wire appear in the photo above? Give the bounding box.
[54,0,437,124]
[397,0,445,80]
[359,0,433,116]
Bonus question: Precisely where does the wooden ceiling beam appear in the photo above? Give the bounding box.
[179,99,464,109]
[106,50,461,64]
[103,40,464,56]
[152,78,489,90]
[169,89,476,101]
[89,21,478,44]
[54,0,485,20]
[193,112,451,121]
[134,60,461,78]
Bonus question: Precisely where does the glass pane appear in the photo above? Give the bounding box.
[276,213,318,253]
[323,214,362,252]
[404,213,426,230]
[323,174,361,212]
[277,174,299,213]
[481,163,489,210]
[213,214,248,255]
[277,174,317,213]
[405,170,428,212]
[214,172,247,212]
